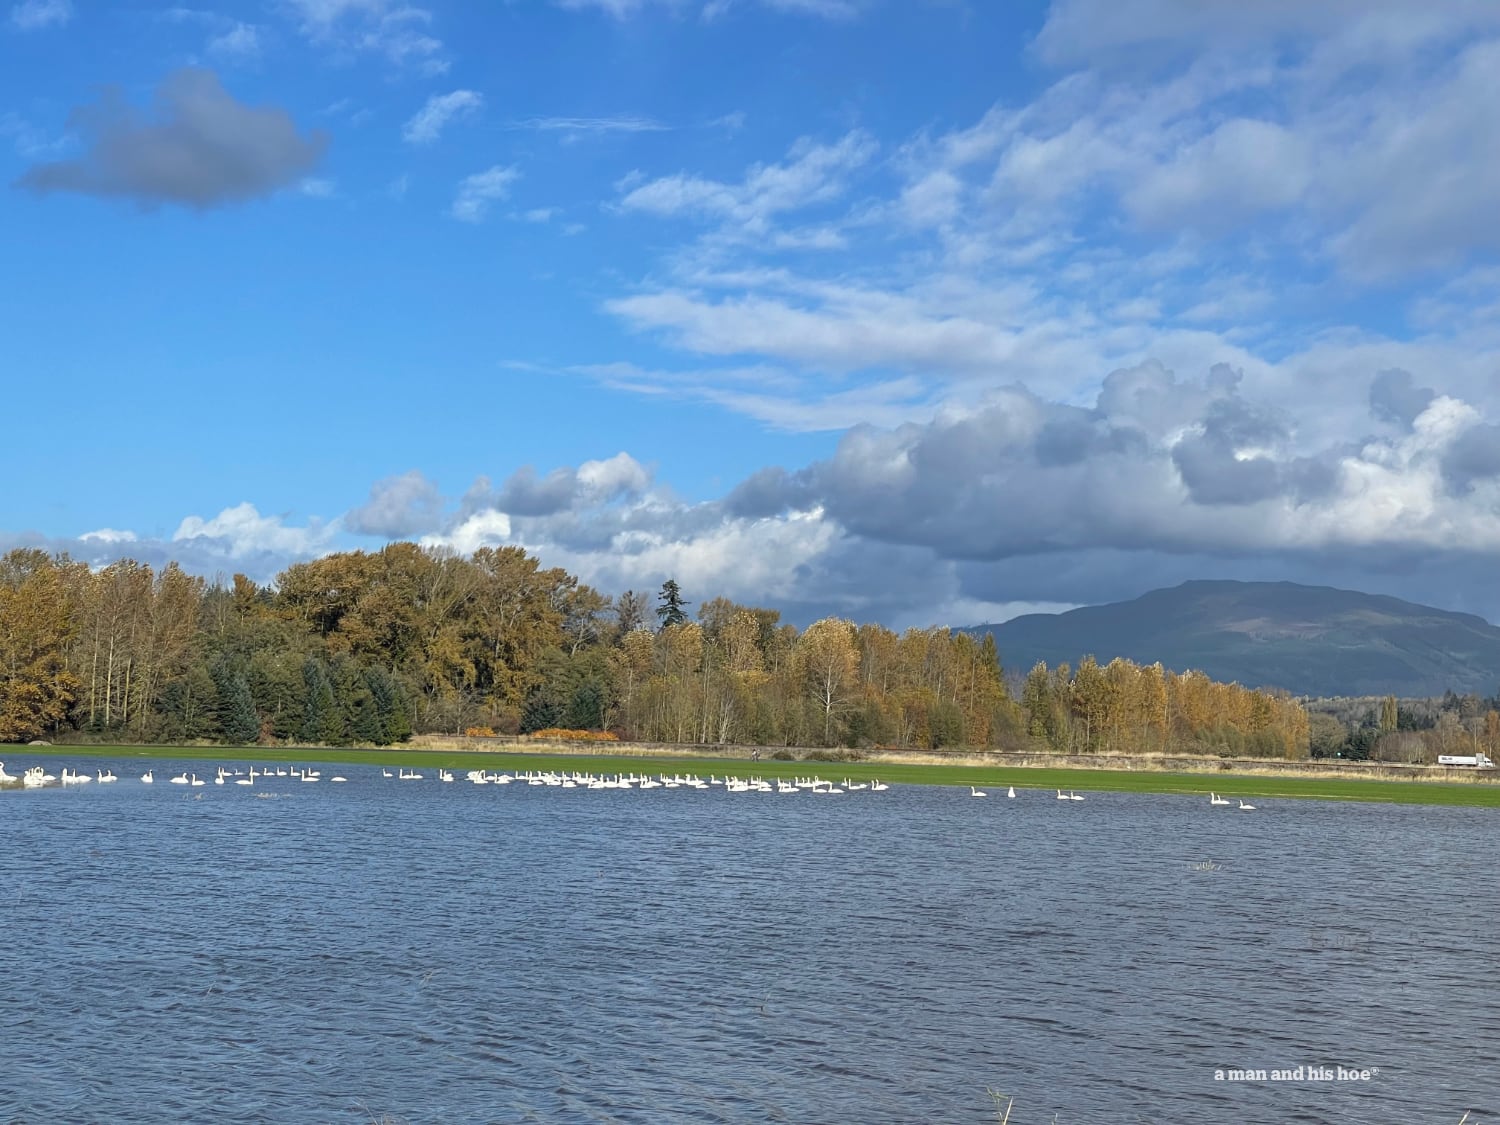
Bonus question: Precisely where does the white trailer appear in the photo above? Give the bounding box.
[1437,752,1497,769]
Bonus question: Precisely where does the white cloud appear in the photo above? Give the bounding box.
[451,165,520,223]
[555,0,863,18]
[421,509,511,555]
[347,470,446,536]
[402,89,482,145]
[617,131,875,237]
[511,115,668,135]
[0,111,64,159]
[172,502,334,559]
[576,452,652,499]
[79,528,138,544]
[1033,0,1500,66]
[284,0,446,72]
[206,21,262,59]
[9,0,70,30]
[1124,118,1312,231]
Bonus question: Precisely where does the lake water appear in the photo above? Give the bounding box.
[0,757,1495,1124]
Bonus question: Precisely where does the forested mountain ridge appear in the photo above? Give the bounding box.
[0,546,1305,757]
[966,580,1500,698]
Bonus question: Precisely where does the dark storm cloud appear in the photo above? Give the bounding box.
[1171,437,1284,505]
[17,68,328,207]
[724,466,817,518]
[1170,398,1290,506]
[798,363,1368,563]
[1033,411,1146,467]
[496,466,582,516]
[1441,422,1500,493]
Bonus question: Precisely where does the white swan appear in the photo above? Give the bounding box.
[1069,790,1085,801]
[98,769,117,783]
[140,770,154,784]
[1238,799,1256,811]
[169,772,189,785]
[189,774,205,787]
[0,762,14,783]
[331,776,348,783]
[382,769,393,778]
[1007,786,1016,799]
[870,780,889,791]
[970,785,987,798]
[1210,792,1230,806]
[1057,789,1069,800]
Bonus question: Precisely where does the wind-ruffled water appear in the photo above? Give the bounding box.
[1,758,1494,1123]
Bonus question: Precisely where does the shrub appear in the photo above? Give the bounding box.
[465,726,497,738]
[526,728,620,742]
[803,748,867,762]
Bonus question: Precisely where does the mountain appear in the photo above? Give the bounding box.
[965,580,1500,698]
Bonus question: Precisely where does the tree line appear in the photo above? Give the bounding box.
[0,544,1309,756]
[1307,691,1500,763]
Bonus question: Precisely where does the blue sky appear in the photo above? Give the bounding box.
[5,0,1500,628]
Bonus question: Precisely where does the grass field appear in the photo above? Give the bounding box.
[12,744,1500,808]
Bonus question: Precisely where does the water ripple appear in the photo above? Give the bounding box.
[0,763,1494,1122]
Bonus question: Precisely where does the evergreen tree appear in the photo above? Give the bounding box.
[565,679,605,730]
[366,666,412,744]
[300,657,342,745]
[520,684,566,733]
[655,579,690,629]
[980,631,1001,677]
[156,667,219,742]
[348,688,384,744]
[213,659,259,745]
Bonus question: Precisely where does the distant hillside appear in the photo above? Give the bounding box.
[965,580,1500,698]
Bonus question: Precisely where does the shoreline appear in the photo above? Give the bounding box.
[6,741,1499,807]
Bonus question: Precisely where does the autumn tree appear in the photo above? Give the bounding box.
[799,617,860,745]
[0,550,80,742]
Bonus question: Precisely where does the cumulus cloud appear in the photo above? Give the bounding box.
[345,471,446,536]
[1369,369,1436,429]
[469,453,652,517]
[375,370,1500,625]
[451,164,519,222]
[402,89,482,144]
[16,68,327,208]
[173,502,335,560]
